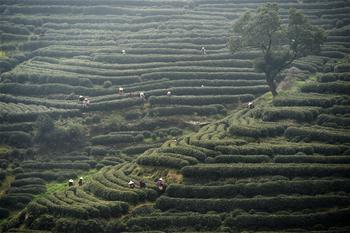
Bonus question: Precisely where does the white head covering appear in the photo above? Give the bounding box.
[79,177,83,180]
[159,178,163,181]
[128,181,134,185]
[69,179,74,182]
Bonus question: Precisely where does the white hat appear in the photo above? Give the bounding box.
[79,177,83,180]
[69,179,74,182]
[128,181,134,185]
[159,178,163,181]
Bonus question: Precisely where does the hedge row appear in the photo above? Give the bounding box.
[225,208,350,230]
[0,83,113,97]
[147,86,269,96]
[22,162,91,170]
[3,71,94,87]
[272,94,343,108]
[327,105,350,114]
[189,139,247,150]
[317,72,350,82]
[0,193,34,207]
[88,98,144,111]
[86,146,115,156]
[52,217,125,233]
[122,143,161,155]
[165,179,350,199]
[0,93,80,109]
[181,163,350,179]
[317,114,350,127]
[274,155,350,164]
[0,122,34,132]
[335,63,350,72]
[212,155,271,163]
[126,214,221,231]
[85,179,139,203]
[141,71,265,81]
[285,126,350,143]
[229,123,287,138]
[257,107,320,122]
[216,143,314,156]
[91,134,135,145]
[16,171,78,181]
[156,195,350,213]
[301,82,350,95]
[149,94,254,106]
[126,79,264,92]
[0,131,32,147]
[0,108,80,123]
[148,105,225,117]
[11,178,45,187]
[137,154,191,169]
[10,185,46,195]
[159,146,207,162]
[29,197,129,219]
[94,53,243,65]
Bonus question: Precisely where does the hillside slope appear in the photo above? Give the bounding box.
[1,0,350,232]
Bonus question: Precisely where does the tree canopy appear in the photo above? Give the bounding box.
[229,4,326,96]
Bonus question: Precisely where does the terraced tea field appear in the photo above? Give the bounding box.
[1,0,350,232]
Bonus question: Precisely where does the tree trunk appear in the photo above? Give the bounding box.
[266,78,278,97]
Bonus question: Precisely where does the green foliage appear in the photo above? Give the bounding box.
[181,163,350,179]
[212,155,270,163]
[0,207,10,219]
[272,94,336,107]
[301,81,350,95]
[22,161,91,170]
[34,116,86,150]
[127,214,221,231]
[225,208,350,230]
[317,73,350,82]
[148,105,225,117]
[91,134,134,145]
[256,107,320,122]
[166,179,350,199]
[137,154,191,169]
[103,80,113,88]
[229,123,287,138]
[317,114,350,127]
[149,94,254,106]
[216,143,314,156]
[156,195,350,213]
[285,126,350,143]
[190,139,247,149]
[159,146,207,162]
[274,155,350,164]
[0,131,32,148]
[0,83,111,97]
[230,4,325,96]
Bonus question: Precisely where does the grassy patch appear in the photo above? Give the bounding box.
[0,175,15,198]
[33,169,98,200]
[0,50,6,59]
[0,145,11,158]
